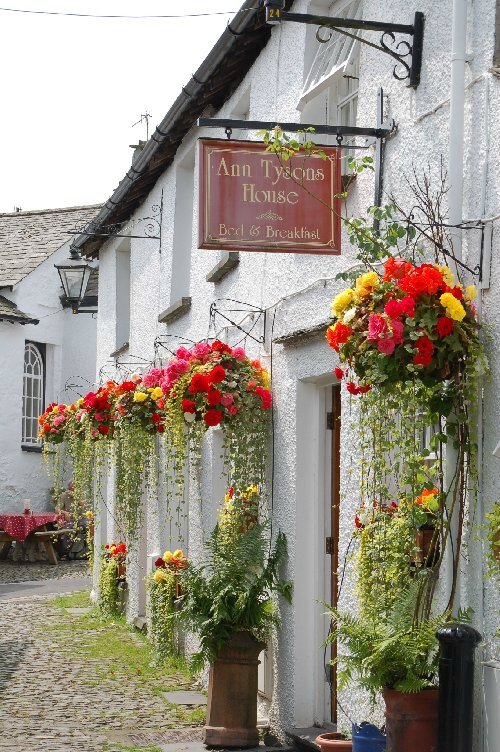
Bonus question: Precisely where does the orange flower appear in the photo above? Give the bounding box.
[326,322,353,352]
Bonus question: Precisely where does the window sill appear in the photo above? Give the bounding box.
[206,252,240,283]
[21,445,43,453]
[110,341,129,358]
[158,297,192,325]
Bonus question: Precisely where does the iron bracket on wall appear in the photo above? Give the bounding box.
[263,1,424,88]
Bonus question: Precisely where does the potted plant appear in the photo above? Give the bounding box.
[147,549,188,664]
[179,490,292,749]
[97,542,127,616]
[327,576,449,752]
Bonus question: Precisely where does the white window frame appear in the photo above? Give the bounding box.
[22,341,45,447]
[298,0,362,111]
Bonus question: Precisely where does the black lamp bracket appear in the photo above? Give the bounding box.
[263,3,424,89]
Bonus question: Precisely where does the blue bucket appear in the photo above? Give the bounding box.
[352,722,387,752]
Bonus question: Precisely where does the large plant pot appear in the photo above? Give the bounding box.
[412,527,440,567]
[383,688,438,752]
[315,732,352,751]
[204,631,265,748]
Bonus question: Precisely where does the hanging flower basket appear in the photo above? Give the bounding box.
[327,259,480,391]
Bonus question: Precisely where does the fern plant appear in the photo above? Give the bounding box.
[327,575,452,700]
[180,522,292,671]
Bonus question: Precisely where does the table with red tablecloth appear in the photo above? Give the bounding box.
[0,513,62,563]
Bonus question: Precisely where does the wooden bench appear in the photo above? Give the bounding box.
[34,528,76,565]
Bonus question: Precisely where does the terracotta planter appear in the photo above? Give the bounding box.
[175,580,182,599]
[315,732,353,751]
[413,527,440,567]
[204,631,265,748]
[116,561,126,579]
[383,688,438,752]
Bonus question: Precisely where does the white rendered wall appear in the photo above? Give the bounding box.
[91,0,500,740]
[0,238,96,512]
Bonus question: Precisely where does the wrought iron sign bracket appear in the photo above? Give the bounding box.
[263,1,424,88]
[197,118,396,142]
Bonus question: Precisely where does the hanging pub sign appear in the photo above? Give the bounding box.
[198,138,341,255]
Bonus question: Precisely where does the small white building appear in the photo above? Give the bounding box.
[73,0,499,745]
[0,205,99,513]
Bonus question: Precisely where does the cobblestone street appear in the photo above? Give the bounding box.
[0,565,204,752]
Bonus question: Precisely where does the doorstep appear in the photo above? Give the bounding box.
[285,727,337,752]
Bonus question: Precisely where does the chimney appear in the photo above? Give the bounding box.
[129,140,146,166]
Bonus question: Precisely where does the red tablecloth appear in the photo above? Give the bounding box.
[0,514,59,542]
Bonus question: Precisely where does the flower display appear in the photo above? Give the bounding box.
[154,549,188,572]
[326,258,480,390]
[38,402,77,443]
[104,541,127,560]
[218,484,260,540]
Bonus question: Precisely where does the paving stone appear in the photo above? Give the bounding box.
[164,690,207,706]
[0,566,203,751]
[65,606,92,614]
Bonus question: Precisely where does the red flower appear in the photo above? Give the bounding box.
[181,398,196,413]
[151,413,162,423]
[154,557,165,568]
[384,299,403,319]
[399,264,443,297]
[334,367,344,380]
[118,381,136,393]
[354,514,363,529]
[204,409,223,427]
[211,340,232,354]
[43,423,51,432]
[413,336,435,367]
[207,389,222,406]
[156,424,165,433]
[346,382,371,396]
[326,322,353,353]
[156,397,165,410]
[383,257,413,281]
[400,296,416,317]
[188,373,210,393]
[209,365,226,385]
[436,316,454,338]
[98,424,109,435]
[254,386,272,409]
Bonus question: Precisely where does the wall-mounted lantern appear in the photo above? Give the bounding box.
[54,247,94,314]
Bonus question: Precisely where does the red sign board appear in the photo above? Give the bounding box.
[198,138,341,255]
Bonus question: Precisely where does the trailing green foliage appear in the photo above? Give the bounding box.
[485,501,500,578]
[146,570,178,665]
[98,555,121,616]
[180,523,292,671]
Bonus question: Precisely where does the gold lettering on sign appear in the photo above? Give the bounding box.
[242,184,299,205]
[217,157,252,178]
[260,159,325,186]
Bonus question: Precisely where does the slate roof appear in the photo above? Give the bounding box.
[0,295,38,325]
[0,205,101,287]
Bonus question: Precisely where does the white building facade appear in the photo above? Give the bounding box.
[74,0,499,744]
[0,206,99,512]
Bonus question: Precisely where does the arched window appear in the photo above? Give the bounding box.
[22,342,45,446]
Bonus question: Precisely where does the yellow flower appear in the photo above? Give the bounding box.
[172,549,184,560]
[439,292,466,321]
[84,510,94,519]
[246,484,259,496]
[163,550,173,563]
[436,265,455,286]
[51,406,59,414]
[150,387,163,401]
[261,371,271,389]
[77,398,84,407]
[465,285,478,302]
[154,569,168,583]
[331,288,354,318]
[354,272,379,300]
[133,392,148,403]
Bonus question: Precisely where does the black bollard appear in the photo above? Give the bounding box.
[436,622,482,752]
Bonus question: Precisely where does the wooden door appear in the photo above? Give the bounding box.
[328,385,341,722]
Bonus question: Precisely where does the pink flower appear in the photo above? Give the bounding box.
[391,319,404,345]
[53,415,66,427]
[228,405,239,416]
[377,338,396,356]
[142,368,164,388]
[192,342,211,359]
[232,347,246,360]
[220,393,234,407]
[367,314,388,341]
[176,346,193,360]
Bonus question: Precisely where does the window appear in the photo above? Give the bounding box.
[22,342,45,446]
[299,0,362,108]
[115,241,131,350]
[170,149,195,304]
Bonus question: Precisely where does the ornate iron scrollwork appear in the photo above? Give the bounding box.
[380,32,412,81]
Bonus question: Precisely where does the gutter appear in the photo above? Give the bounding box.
[73,0,272,257]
